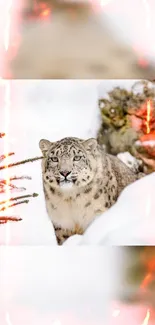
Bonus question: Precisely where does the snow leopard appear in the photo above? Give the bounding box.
[39,136,144,245]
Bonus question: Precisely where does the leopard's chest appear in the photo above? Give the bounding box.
[44,171,118,229]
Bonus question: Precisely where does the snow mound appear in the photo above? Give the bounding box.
[64,173,155,245]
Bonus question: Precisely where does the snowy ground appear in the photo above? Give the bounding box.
[0,79,155,246]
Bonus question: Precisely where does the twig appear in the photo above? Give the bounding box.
[0,216,22,224]
[0,181,26,192]
[0,192,38,205]
[9,175,32,181]
[0,199,29,211]
[0,152,15,163]
[0,155,43,170]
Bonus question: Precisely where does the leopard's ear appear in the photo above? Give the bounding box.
[82,138,98,152]
[39,139,51,157]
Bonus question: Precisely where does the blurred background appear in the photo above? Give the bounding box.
[1,246,155,324]
[0,247,123,325]
[1,0,155,79]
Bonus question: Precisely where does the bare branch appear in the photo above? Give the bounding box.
[0,134,40,225]
[0,199,29,212]
[0,152,15,163]
[0,181,26,192]
[0,155,43,170]
[9,175,32,181]
[0,216,22,224]
[0,192,38,205]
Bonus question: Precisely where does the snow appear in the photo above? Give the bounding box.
[117,152,142,173]
[0,79,155,246]
[0,246,123,325]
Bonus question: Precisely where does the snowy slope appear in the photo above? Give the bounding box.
[64,173,155,246]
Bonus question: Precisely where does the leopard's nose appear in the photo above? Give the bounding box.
[60,171,71,178]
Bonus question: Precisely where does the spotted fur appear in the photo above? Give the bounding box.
[39,137,143,245]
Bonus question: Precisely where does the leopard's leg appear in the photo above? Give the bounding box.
[53,226,73,245]
[53,224,84,245]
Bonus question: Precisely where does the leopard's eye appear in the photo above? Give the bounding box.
[51,156,58,162]
[74,156,81,161]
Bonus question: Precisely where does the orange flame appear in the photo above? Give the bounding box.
[140,272,153,289]
[142,309,150,325]
[146,100,151,134]
[40,8,51,17]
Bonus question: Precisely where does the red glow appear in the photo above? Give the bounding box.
[146,100,151,134]
[140,132,155,141]
[138,57,149,68]
[140,273,153,290]
[40,8,51,17]
[130,99,154,135]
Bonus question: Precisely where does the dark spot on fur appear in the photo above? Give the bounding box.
[63,235,69,240]
[94,189,102,200]
[82,178,86,182]
[49,179,53,183]
[94,193,99,200]
[50,187,55,194]
[54,227,61,231]
[104,187,107,194]
[113,196,117,201]
[84,187,92,194]
[108,195,111,200]
[105,202,109,208]
[107,171,110,177]
[110,175,113,180]
[65,196,72,202]
[87,175,90,180]
[46,176,49,180]
[85,202,91,207]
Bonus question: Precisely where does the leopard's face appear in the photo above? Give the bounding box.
[39,137,98,191]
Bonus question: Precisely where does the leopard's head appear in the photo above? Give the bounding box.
[39,137,98,191]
